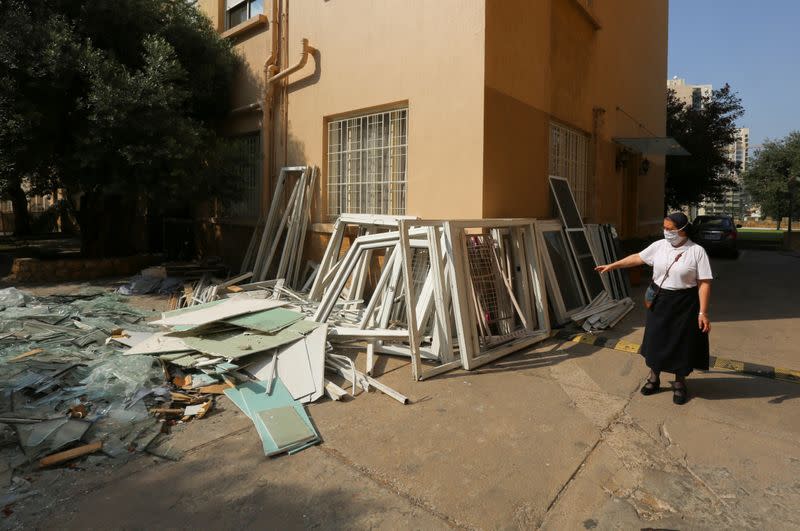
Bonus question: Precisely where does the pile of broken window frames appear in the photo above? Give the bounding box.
[0,171,636,482]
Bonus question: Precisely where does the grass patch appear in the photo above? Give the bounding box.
[737,229,785,243]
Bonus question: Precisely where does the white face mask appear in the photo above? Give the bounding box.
[664,224,688,246]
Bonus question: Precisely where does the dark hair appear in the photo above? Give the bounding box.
[665,212,691,234]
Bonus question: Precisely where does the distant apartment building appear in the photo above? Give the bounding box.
[667,77,712,110]
[697,127,750,217]
[667,78,751,219]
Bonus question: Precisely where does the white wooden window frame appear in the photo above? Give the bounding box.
[403,219,551,373]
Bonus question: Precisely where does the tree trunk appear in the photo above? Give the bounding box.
[9,183,31,237]
[776,218,782,230]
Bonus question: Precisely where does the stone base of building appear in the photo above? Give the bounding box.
[5,254,161,284]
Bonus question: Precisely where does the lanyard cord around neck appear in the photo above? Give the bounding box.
[659,252,684,286]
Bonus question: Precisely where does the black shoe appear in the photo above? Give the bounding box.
[640,374,661,396]
[672,381,688,405]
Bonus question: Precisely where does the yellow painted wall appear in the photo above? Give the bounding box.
[483,0,668,237]
[197,0,667,266]
[483,1,552,219]
[283,0,486,221]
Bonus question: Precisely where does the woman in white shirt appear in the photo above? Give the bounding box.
[595,212,712,405]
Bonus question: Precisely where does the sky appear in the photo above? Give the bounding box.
[668,0,800,148]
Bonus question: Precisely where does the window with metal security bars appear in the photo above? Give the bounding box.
[549,123,590,215]
[327,108,408,218]
[225,132,262,219]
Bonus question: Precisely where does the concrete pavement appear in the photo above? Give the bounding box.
[6,249,799,529]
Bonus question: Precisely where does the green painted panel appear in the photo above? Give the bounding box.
[223,379,319,456]
[223,308,305,334]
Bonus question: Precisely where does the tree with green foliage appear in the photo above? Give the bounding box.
[665,84,745,210]
[743,132,800,231]
[0,0,247,254]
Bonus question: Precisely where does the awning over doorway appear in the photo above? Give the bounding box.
[612,137,690,156]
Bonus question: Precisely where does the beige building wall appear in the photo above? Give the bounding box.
[196,0,668,263]
[483,0,668,236]
[283,1,486,221]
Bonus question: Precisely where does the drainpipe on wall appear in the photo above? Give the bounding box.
[268,37,317,183]
[267,38,317,86]
[261,0,281,213]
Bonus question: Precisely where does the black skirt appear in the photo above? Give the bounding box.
[641,286,709,376]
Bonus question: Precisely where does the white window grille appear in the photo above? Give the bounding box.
[549,122,590,215]
[327,108,408,218]
[226,132,262,219]
[225,0,264,30]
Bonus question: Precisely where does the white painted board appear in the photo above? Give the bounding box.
[153,299,287,327]
[124,331,192,356]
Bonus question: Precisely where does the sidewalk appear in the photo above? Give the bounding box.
[7,250,800,530]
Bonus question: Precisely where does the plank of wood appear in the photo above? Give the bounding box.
[170,391,193,402]
[197,383,233,394]
[9,348,44,362]
[39,441,102,467]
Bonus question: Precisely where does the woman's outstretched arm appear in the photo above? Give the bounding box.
[595,253,645,274]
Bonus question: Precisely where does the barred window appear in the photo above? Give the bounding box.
[327,108,408,218]
[226,132,262,219]
[549,122,590,215]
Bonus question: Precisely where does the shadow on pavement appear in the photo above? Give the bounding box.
[690,372,800,403]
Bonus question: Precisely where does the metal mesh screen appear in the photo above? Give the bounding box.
[466,234,515,339]
[327,108,408,218]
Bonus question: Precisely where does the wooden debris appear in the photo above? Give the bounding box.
[197,383,233,394]
[39,441,102,468]
[170,391,193,402]
[149,408,185,416]
[172,375,192,388]
[9,348,44,362]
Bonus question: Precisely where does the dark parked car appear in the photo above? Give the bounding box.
[692,215,741,257]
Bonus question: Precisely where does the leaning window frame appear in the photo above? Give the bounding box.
[535,219,588,325]
[435,219,551,372]
[549,175,606,302]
